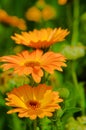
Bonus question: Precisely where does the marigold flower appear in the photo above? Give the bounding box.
[42,5,56,21]
[58,0,67,5]
[5,84,63,120]
[0,49,67,83]
[11,28,69,48]
[0,9,27,30]
[25,0,56,22]
[25,6,41,22]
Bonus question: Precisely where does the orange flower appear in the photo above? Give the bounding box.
[25,4,56,22]
[42,5,56,21]
[11,28,69,48]
[0,49,66,83]
[25,6,41,22]
[0,9,27,30]
[5,84,63,120]
[25,0,56,22]
[58,0,67,5]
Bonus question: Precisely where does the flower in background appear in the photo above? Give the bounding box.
[5,84,63,120]
[42,5,56,21]
[0,70,13,93]
[0,49,67,83]
[58,0,67,5]
[11,28,69,48]
[0,70,29,93]
[25,6,41,22]
[25,0,56,22]
[0,9,27,30]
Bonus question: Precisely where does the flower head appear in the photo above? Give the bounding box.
[42,5,56,21]
[0,49,66,83]
[25,6,41,22]
[11,28,69,48]
[58,0,67,5]
[25,0,56,22]
[0,9,27,30]
[5,84,63,120]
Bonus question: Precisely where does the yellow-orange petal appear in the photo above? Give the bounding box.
[11,28,69,48]
[0,49,67,83]
[0,9,27,30]
[6,84,63,120]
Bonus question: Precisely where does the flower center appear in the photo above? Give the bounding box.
[24,61,40,67]
[28,100,40,109]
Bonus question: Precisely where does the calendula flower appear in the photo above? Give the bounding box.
[0,9,27,30]
[0,49,66,83]
[11,28,69,48]
[25,6,41,22]
[25,5,56,22]
[42,5,56,21]
[58,0,67,5]
[25,0,56,22]
[5,84,63,120]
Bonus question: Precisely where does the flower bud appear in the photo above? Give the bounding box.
[58,88,70,99]
[61,45,85,60]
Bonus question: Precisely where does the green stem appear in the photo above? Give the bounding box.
[71,62,85,115]
[38,118,43,130]
[71,0,80,45]
[50,111,63,130]
[12,114,23,130]
[33,119,37,130]
[66,3,72,31]
[71,62,79,91]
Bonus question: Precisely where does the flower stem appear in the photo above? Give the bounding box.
[33,119,37,130]
[50,111,63,130]
[66,3,72,30]
[71,62,85,115]
[71,0,80,45]
[71,62,78,91]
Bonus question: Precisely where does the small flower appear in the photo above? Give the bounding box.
[25,6,41,22]
[42,5,56,21]
[0,49,66,83]
[0,9,27,30]
[25,5,56,22]
[25,0,56,22]
[11,28,69,48]
[5,84,63,120]
[58,0,67,5]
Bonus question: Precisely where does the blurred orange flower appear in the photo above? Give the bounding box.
[11,28,69,48]
[25,0,56,22]
[25,5,56,22]
[0,49,67,83]
[25,7,41,22]
[42,5,56,21]
[58,0,67,5]
[0,9,27,30]
[5,84,63,120]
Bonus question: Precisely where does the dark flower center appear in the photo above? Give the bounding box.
[28,100,40,109]
[25,61,40,67]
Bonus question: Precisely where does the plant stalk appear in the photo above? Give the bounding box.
[71,0,80,45]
